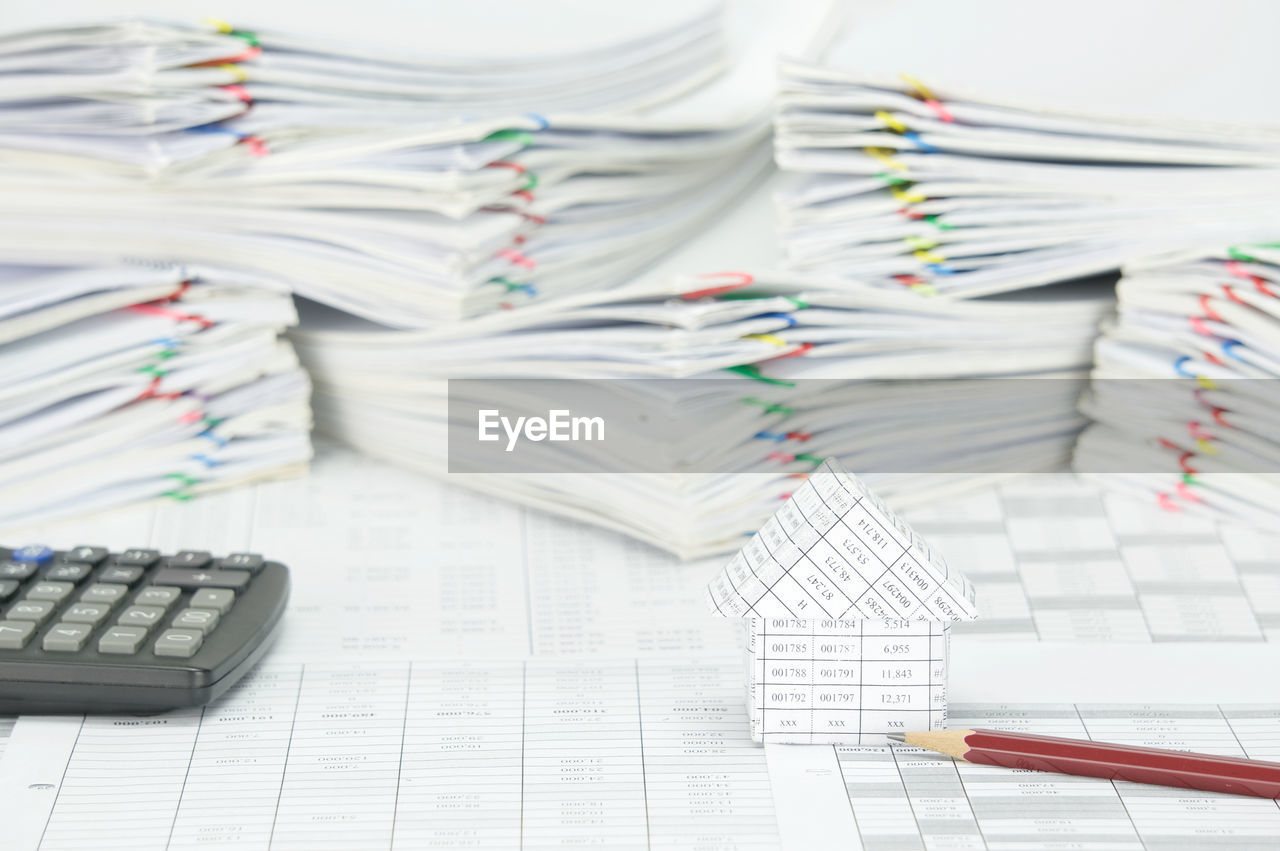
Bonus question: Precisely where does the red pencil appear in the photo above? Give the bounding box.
[890,729,1280,798]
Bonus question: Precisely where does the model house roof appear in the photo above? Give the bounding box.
[706,458,978,622]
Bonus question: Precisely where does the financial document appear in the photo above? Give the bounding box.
[771,702,1280,851]
[7,661,1280,850]
[9,659,776,851]
[909,476,1280,642]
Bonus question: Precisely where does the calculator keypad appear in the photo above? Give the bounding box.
[0,545,265,660]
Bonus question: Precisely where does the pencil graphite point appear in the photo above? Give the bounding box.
[886,734,906,743]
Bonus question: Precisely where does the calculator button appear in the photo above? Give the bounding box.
[172,608,220,634]
[0,562,36,581]
[63,603,112,625]
[0,620,35,649]
[218,553,264,573]
[99,626,148,655]
[43,623,91,652]
[154,629,204,657]
[190,588,236,614]
[12,545,53,564]
[80,584,129,606]
[44,563,93,583]
[26,582,74,603]
[167,551,212,570]
[0,580,19,600]
[97,566,144,586]
[134,586,182,610]
[152,569,249,591]
[118,606,167,629]
[63,546,109,565]
[115,549,161,567]
[6,600,55,624]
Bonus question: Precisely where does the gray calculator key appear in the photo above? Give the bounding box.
[0,580,18,600]
[172,607,220,634]
[26,582,74,602]
[190,588,235,614]
[116,549,160,567]
[99,626,148,655]
[0,562,36,580]
[0,620,35,649]
[154,629,203,657]
[63,603,111,625]
[80,583,128,606]
[98,566,144,586]
[167,551,212,569]
[117,605,167,628]
[43,623,92,652]
[218,553,264,573]
[64,546,109,565]
[135,586,181,609]
[44,563,93,583]
[151,569,249,591]
[7,600,55,624]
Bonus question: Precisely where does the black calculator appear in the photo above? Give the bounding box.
[0,544,288,713]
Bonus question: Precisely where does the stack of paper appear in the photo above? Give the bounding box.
[0,262,312,531]
[772,0,1280,298]
[1074,242,1280,529]
[0,1,836,326]
[774,67,1280,297]
[294,269,1112,557]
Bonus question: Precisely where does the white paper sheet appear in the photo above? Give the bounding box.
[8,660,1280,850]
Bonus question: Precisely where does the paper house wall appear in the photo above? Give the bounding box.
[707,459,978,744]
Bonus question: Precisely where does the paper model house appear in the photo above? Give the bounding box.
[706,459,978,744]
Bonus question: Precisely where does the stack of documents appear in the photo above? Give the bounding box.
[772,0,1280,298]
[295,270,1112,557]
[0,2,835,326]
[1074,243,1280,529]
[774,68,1280,297]
[0,262,311,530]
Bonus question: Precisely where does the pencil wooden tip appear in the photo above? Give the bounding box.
[899,729,974,760]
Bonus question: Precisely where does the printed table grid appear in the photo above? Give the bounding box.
[835,703,1280,851]
[905,475,1280,643]
[34,660,780,851]
[751,619,947,744]
[714,467,977,627]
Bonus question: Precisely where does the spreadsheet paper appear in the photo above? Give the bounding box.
[7,660,1280,850]
[7,659,776,851]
